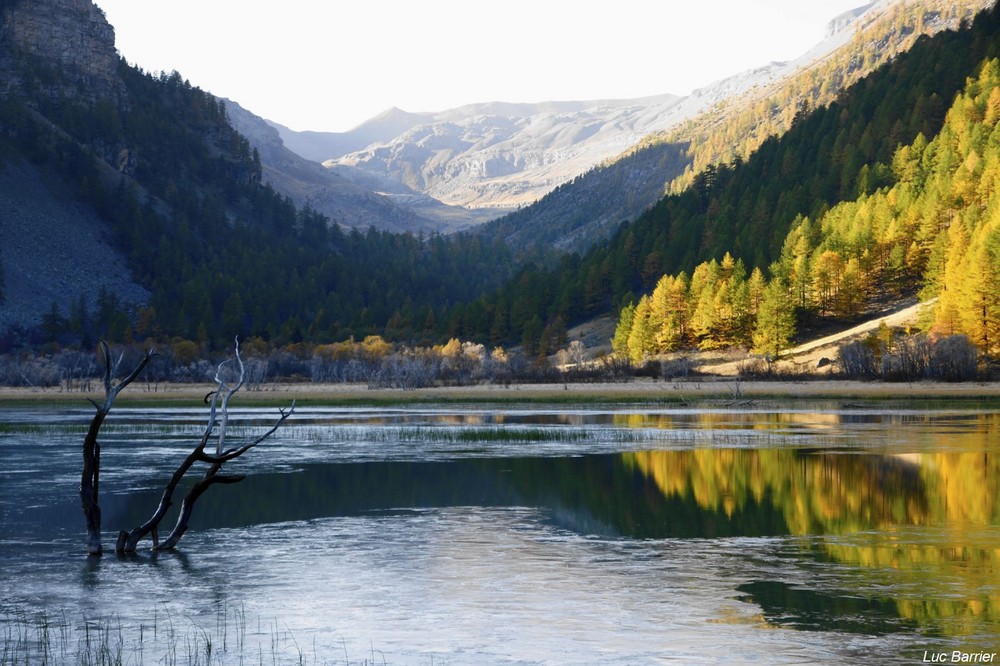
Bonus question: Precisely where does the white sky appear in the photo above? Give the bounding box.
[93,1,868,133]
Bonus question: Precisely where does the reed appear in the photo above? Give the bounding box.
[0,604,386,665]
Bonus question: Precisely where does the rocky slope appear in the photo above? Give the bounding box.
[224,101,494,233]
[273,4,875,214]
[0,159,150,334]
[0,0,151,334]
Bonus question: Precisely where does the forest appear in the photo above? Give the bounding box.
[2,3,1000,380]
[613,57,1000,369]
[0,60,519,351]
[451,4,1000,359]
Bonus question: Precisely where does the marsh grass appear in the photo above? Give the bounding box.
[0,422,85,435]
[0,604,385,665]
[293,423,818,452]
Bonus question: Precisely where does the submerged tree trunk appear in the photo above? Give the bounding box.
[81,339,293,556]
[114,339,293,554]
[80,342,154,556]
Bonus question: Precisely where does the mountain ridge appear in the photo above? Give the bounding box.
[269,7,877,216]
[225,100,493,233]
[476,0,993,256]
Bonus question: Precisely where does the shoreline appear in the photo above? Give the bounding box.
[3,378,1000,407]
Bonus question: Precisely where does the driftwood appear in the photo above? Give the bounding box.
[79,339,293,556]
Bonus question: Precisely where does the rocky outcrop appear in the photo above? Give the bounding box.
[0,0,119,95]
[825,2,875,38]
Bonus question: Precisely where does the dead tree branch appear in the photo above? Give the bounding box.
[116,339,294,554]
[80,342,154,556]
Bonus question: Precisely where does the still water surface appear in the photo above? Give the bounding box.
[1,404,998,664]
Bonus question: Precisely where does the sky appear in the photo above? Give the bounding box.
[93,0,869,133]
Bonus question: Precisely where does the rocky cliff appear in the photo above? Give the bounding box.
[0,0,137,336]
[0,0,119,95]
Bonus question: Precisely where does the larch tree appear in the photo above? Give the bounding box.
[612,302,636,358]
[752,279,796,359]
[626,295,656,363]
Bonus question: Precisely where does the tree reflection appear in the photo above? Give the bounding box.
[624,444,1000,637]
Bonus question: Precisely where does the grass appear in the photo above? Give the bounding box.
[0,605,387,666]
[4,378,1000,411]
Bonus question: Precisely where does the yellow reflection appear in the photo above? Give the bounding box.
[624,447,1000,635]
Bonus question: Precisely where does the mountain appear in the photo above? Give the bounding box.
[4,0,998,357]
[0,0,516,347]
[320,95,691,212]
[478,0,994,256]
[270,107,433,163]
[449,2,1000,351]
[269,3,878,226]
[223,100,494,234]
[227,2,976,251]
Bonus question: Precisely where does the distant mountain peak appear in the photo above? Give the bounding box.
[826,2,876,38]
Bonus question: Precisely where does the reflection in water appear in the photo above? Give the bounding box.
[736,580,918,635]
[101,442,1000,640]
[625,448,1000,640]
[2,406,1000,662]
[109,455,790,540]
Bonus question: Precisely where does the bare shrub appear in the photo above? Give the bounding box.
[927,335,979,381]
[838,340,878,378]
[634,360,662,379]
[736,355,773,379]
[844,333,979,381]
[0,354,61,387]
[595,354,633,381]
[368,354,440,389]
[661,356,695,379]
[881,335,932,381]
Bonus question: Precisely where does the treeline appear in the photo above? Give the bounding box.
[0,335,630,390]
[0,55,517,350]
[611,253,793,363]
[614,56,1000,364]
[448,4,1000,350]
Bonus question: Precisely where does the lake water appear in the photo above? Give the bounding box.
[1,402,998,664]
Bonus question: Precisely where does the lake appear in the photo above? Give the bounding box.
[1,402,999,664]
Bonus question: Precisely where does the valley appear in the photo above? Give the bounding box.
[3,3,1000,663]
[1,0,999,384]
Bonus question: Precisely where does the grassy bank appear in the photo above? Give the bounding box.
[3,378,1000,409]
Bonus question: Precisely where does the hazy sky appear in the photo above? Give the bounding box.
[93,1,868,132]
